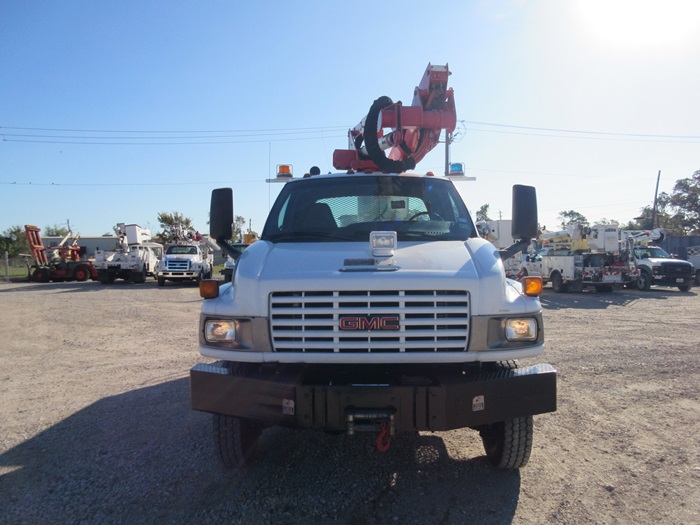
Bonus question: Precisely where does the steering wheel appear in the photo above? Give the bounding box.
[408,211,443,222]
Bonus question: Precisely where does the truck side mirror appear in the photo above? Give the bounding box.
[210,188,234,242]
[511,185,538,240]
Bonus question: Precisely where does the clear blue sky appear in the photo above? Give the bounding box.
[2,0,699,237]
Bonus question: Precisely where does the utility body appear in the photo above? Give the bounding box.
[521,224,637,293]
[93,223,163,284]
[190,64,556,470]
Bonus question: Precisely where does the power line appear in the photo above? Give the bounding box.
[462,120,700,140]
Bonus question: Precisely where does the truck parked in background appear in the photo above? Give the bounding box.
[476,220,523,279]
[156,224,214,286]
[93,224,163,284]
[521,224,637,292]
[621,229,694,292]
[24,225,96,283]
[687,245,700,285]
[190,64,556,471]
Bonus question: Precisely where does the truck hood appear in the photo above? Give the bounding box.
[642,258,693,266]
[205,239,538,316]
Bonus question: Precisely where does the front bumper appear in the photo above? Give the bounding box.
[190,362,557,432]
[158,271,199,279]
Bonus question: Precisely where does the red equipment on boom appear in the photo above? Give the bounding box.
[332,63,457,173]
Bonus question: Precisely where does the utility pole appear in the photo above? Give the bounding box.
[444,131,452,176]
[651,170,661,228]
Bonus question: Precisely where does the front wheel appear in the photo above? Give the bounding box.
[479,416,533,470]
[637,270,652,291]
[213,414,263,469]
[157,276,165,287]
[678,285,691,292]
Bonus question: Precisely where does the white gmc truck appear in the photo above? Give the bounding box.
[190,170,557,470]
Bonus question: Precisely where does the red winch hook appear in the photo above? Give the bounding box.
[375,421,391,452]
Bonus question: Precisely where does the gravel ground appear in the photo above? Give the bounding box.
[0,279,698,524]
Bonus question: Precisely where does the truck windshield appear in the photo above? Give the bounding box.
[262,174,476,242]
[167,246,198,255]
[635,247,671,259]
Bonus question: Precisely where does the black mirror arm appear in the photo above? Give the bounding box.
[499,239,532,261]
[217,238,244,260]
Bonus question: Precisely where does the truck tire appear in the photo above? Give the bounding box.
[213,414,263,469]
[551,271,567,293]
[678,285,691,292]
[478,361,533,469]
[32,268,50,283]
[695,269,700,286]
[157,276,165,287]
[130,268,146,284]
[636,270,652,291]
[73,265,91,282]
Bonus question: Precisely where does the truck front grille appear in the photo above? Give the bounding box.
[661,263,692,277]
[166,259,190,271]
[270,290,470,353]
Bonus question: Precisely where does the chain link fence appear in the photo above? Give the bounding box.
[2,252,33,282]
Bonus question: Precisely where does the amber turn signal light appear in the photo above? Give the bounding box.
[522,276,543,296]
[199,279,220,299]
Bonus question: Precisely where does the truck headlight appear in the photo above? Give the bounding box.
[205,320,237,342]
[505,318,538,341]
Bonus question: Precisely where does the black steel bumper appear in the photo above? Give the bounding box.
[190,362,557,432]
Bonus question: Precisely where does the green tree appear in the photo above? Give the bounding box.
[156,212,194,243]
[44,224,70,237]
[664,170,700,234]
[233,215,246,241]
[595,218,619,226]
[0,225,27,257]
[557,210,589,229]
[475,204,491,222]
[623,171,699,235]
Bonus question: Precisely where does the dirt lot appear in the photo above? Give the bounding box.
[0,279,698,524]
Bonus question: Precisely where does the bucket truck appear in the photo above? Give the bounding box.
[93,223,163,284]
[156,224,214,286]
[520,224,637,292]
[621,229,694,291]
[190,64,556,471]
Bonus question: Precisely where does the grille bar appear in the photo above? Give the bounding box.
[269,290,470,354]
[166,260,190,271]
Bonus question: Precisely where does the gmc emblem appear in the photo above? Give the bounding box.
[338,315,400,331]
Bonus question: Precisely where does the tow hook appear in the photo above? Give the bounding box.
[376,421,391,452]
[346,409,395,452]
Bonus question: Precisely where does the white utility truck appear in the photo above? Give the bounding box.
[521,224,637,292]
[93,223,163,284]
[621,229,694,292]
[156,224,214,286]
[190,64,556,470]
[687,245,700,285]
